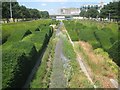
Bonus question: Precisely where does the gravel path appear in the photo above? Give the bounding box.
[49,22,67,88]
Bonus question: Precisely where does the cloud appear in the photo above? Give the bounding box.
[50,9,54,11]
[17,0,68,2]
[62,6,66,8]
[17,0,112,3]
[41,3,47,6]
[42,0,68,2]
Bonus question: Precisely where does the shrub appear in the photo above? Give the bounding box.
[2,41,38,88]
[35,28,40,31]
[108,40,120,66]
[22,30,32,39]
[94,30,112,51]
[2,20,53,89]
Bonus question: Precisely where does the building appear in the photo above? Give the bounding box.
[56,15,65,20]
[80,1,107,13]
[112,0,119,2]
[60,8,80,15]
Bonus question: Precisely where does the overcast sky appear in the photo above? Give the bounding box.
[18,0,112,15]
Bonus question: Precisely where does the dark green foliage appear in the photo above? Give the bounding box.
[64,20,118,51]
[94,30,113,51]
[2,1,49,21]
[51,20,59,25]
[40,11,49,18]
[2,20,53,88]
[6,29,28,43]
[22,30,32,39]
[2,34,10,44]
[63,21,79,41]
[2,2,10,22]
[100,1,119,21]
[64,20,119,66]
[109,40,120,66]
[2,41,38,88]
[30,32,55,88]
[85,8,99,18]
[35,28,40,31]
[79,10,86,17]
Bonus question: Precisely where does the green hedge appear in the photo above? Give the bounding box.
[94,30,113,51]
[2,41,38,88]
[2,20,53,89]
[63,20,118,51]
[108,40,120,66]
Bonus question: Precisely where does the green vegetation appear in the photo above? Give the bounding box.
[109,40,120,66]
[63,21,79,41]
[2,20,55,88]
[63,20,119,66]
[74,42,118,87]
[30,32,57,88]
[100,1,119,20]
[62,34,93,88]
[80,1,119,21]
[3,42,37,88]
[2,2,49,23]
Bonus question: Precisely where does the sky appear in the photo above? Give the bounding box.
[18,0,112,15]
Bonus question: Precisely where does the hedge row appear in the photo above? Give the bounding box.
[63,20,117,50]
[63,20,119,66]
[2,20,54,89]
[108,40,120,66]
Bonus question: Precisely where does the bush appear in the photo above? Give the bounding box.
[94,30,112,51]
[22,30,32,39]
[2,41,38,88]
[2,20,54,89]
[35,28,40,31]
[108,40,120,66]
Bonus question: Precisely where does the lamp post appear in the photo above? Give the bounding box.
[108,10,113,22]
[10,0,13,22]
[109,12,111,22]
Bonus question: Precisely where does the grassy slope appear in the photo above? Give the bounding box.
[61,25,93,88]
[62,37,93,88]
[74,41,118,88]
[63,20,119,88]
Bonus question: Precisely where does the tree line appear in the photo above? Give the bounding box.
[80,1,119,21]
[2,2,49,23]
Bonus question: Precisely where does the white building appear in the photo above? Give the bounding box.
[56,16,65,21]
[60,8,80,15]
[80,1,107,13]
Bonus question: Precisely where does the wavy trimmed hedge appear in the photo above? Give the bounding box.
[63,20,118,50]
[2,20,54,89]
[109,40,120,66]
[63,20,119,66]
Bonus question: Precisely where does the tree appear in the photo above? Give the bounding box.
[79,10,86,18]
[12,2,21,21]
[2,2,10,22]
[40,11,49,18]
[29,9,41,19]
[20,5,30,19]
[2,1,50,22]
[86,8,99,18]
[100,1,119,21]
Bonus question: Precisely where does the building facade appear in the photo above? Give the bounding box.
[60,8,80,15]
[80,1,107,13]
